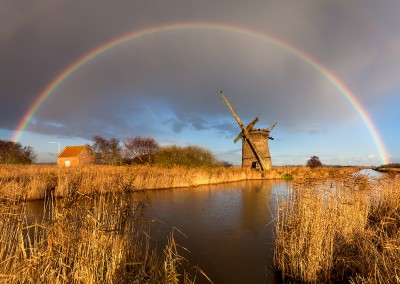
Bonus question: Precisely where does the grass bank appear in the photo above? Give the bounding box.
[375,167,400,173]
[0,165,357,200]
[274,172,400,283]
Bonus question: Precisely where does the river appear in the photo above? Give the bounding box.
[138,179,289,284]
[26,179,289,283]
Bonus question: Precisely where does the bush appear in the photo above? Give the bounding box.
[154,145,218,168]
[219,160,233,168]
[282,173,293,181]
[306,156,322,168]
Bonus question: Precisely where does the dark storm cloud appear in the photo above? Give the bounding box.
[1,0,399,140]
[189,117,208,131]
[164,118,186,134]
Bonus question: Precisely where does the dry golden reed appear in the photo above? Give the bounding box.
[0,164,357,200]
[0,189,197,283]
[0,164,361,282]
[274,172,400,283]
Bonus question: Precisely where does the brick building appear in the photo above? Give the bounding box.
[57,145,95,167]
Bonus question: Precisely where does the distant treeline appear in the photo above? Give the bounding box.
[0,140,36,164]
[90,135,232,168]
[379,163,400,168]
[0,136,233,168]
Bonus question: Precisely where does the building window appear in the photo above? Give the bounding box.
[65,160,71,167]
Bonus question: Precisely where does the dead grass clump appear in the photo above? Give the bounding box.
[274,173,400,283]
[0,165,361,201]
[0,190,196,283]
[0,165,269,200]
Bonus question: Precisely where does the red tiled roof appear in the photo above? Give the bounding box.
[58,146,87,158]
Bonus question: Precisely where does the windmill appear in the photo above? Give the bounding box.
[220,91,276,171]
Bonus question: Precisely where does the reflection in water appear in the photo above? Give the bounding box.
[27,196,55,224]
[138,180,289,284]
[26,180,289,284]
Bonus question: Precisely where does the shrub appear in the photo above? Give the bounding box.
[154,145,218,168]
[306,155,322,168]
[219,160,233,168]
[282,173,293,181]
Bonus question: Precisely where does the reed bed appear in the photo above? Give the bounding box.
[0,165,357,200]
[0,189,196,283]
[274,171,400,283]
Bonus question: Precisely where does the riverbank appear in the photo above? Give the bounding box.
[375,167,400,174]
[0,165,357,200]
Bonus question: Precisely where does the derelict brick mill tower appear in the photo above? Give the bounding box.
[220,92,276,171]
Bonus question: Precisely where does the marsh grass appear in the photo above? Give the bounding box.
[0,165,362,282]
[274,172,400,283]
[0,189,199,283]
[0,165,357,200]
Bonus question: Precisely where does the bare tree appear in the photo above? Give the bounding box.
[123,136,160,164]
[91,135,122,165]
[0,140,36,164]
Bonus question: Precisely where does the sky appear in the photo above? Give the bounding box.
[0,0,399,166]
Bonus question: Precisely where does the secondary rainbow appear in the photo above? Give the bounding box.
[12,22,390,164]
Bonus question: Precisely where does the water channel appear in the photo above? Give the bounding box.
[24,169,386,283]
[139,179,290,284]
[26,179,289,284]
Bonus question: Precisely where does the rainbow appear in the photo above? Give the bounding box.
[12,22,390,164]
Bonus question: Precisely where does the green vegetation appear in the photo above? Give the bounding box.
[0,140,36,164]
[154,145,218,168]
[1,135,225,168]
[91,135,226,168]
[282,173,293,181]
